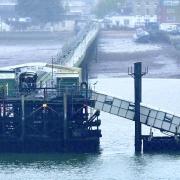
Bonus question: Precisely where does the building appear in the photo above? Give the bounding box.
[132,0,159,16]
[103,15,158,29]
[158,0,180,23]
[0,0,17,18]
[63,0,96,16]
[117,0,133,15]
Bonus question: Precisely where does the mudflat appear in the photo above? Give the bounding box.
[88,30,180,79]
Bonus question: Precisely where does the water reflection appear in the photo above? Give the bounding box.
[0,153,102,180]
[0,152,100,165]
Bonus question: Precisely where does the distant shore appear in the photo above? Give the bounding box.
[0,31,73,67]
[0,31,74,40]
[88,30,180,79]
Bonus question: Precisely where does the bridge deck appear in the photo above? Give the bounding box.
[90,91,180,135]
[56,22,99,67]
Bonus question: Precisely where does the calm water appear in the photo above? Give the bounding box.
[0,32,68,67]
[0,78,180,180]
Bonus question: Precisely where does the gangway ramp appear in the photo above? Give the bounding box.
[90,91,180,135]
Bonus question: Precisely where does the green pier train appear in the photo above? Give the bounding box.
[0,63,101,153]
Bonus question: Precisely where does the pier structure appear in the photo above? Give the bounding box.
[0,63,101,152]
[0,20,180,152]
[55,25,180,152]
[0,21,101,153]
[55,22,99,68]
[55,21,99,82]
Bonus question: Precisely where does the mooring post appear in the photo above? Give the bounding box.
[63,92,68,148]
[21,95,25,141]
[129,62,148,153]
[134,62,142,153]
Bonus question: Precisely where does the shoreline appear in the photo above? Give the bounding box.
[88,30,180,79]
[0,30,179,79]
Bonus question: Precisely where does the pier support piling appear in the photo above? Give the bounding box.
[129,62,147,153]
[63,92,68,148]
[134,62,142,153]
[21,95,25,141]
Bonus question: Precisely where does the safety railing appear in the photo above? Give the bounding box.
[1,87,179,135]
[0,85,93,100]
[90,91,180,135]
[55,22,99,67]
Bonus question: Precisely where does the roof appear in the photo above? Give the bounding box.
[0,0,17,6]
[0,73,15,79]
[0,62,81,80]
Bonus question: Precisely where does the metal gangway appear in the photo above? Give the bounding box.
[90,91,180,135]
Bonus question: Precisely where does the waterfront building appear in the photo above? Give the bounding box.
[117,0,134,15]
[62,0,96,15]
[158,0,180,23]
[0,0,17,18]
[103,15,157,29]
[132,0,159,16]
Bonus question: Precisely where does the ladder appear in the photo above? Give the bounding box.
[89,91,180,135]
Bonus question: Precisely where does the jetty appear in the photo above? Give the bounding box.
[0,22,180,153]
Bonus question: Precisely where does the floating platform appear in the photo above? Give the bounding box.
[143,135,180,152]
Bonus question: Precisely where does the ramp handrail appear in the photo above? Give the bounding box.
[89,91,180,135]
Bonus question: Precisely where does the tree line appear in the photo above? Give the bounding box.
[16,0,64,23]
[94,0,126,18]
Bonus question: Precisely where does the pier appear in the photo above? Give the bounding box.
[0,64,101,152]
[0,21,180,153]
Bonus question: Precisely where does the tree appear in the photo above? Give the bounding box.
[94,0,118,18]
[94,0,127,18]
[16,0,64,23]
[175,5,180,23]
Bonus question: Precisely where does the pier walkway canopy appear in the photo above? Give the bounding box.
[89,91,180,135]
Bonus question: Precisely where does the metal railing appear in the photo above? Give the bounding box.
[90,91,180,135]
[55,22,99,66]
[0,85,93,101]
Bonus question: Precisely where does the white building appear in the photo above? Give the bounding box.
[63,0,94,15]
[0,0,17,18]
[104,15,158,29]
[0,0,17,5]
[0,21,10,31]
